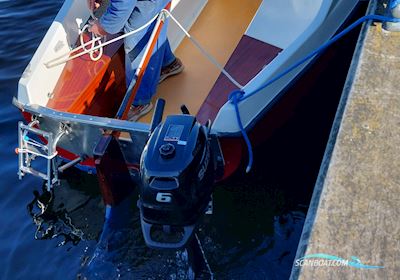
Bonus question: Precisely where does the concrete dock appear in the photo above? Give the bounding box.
[291,1,400,279]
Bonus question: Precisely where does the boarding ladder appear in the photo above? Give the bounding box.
[17,120,67,190]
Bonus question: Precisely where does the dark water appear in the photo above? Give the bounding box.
[0,1,363,279]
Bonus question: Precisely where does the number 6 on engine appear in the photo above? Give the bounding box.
[156,192,172,203]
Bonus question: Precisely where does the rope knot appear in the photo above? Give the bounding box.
[228,90,245,104]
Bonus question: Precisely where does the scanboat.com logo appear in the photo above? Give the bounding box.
[295,254,384,269]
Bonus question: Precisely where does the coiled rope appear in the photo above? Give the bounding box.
[44,13,160,68]
[79,24,103,62]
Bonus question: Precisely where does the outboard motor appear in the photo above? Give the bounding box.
[138,101,223,249]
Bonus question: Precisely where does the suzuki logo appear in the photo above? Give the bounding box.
[156,192,172,203]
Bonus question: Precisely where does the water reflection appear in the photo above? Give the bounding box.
[196,177,306,279]
[23,162,306,280]
[27,189,84,245]
[26,169,104,246]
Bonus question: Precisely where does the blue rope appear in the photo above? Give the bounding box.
[228,90,253,173]
[228,15,400,173]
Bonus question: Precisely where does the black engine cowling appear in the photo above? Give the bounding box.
[138,114,219,249]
